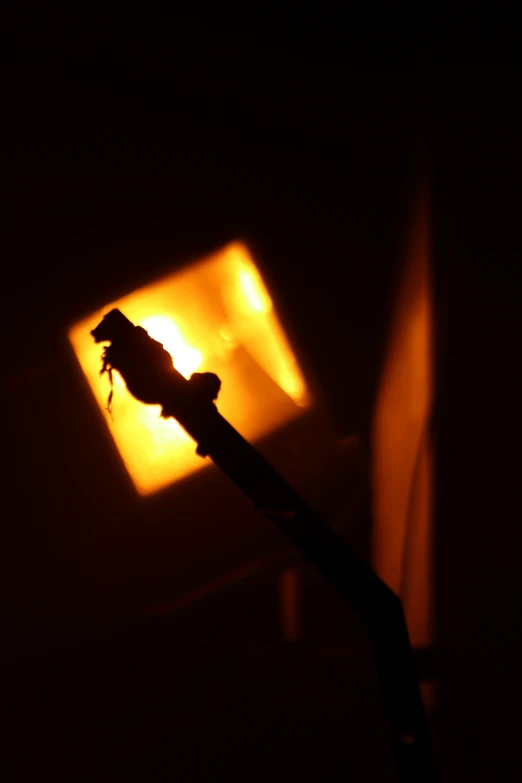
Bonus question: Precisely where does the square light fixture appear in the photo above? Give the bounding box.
[69,242,310,495]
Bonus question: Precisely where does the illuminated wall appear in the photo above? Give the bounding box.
[372,190,434,648]
[69,243,310,496]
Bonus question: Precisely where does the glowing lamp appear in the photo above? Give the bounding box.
[69,242,310,495]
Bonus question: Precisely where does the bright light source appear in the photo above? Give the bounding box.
[238,267,272,313]
[69,242,310,496]
[140,316,203,378]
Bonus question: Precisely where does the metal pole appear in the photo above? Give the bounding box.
[91,309,437,782]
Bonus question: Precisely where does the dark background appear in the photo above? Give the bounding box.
[3,8,521,782]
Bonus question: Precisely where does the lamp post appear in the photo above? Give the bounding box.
[91,308,437,782]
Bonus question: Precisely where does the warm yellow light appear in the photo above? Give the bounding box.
[238,267,272,313]
[141,316,203,378]
[69,242,310,495]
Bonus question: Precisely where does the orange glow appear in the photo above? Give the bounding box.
[69,242,310,495]
[238,266,272,313]
[140,316,203,377]
[372,186,434,648]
